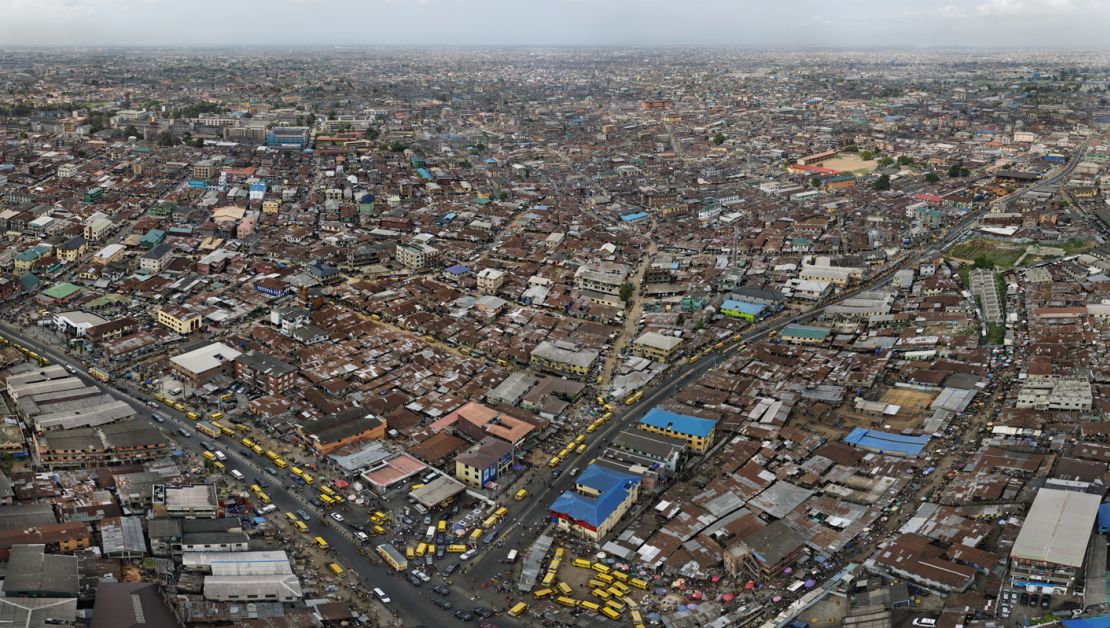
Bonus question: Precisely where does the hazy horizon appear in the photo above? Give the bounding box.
[1,0,1107,49]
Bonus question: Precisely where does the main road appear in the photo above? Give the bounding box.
[0,321,482,628]
[467,146,1087,589]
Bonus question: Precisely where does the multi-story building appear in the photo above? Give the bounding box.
[394,242,439,270]
[530,340,600,379]
[630,331,683,363]
[299,408,385,456]
[266,126,309,149]
[574,261,631,302]
[139,242,172,274]
[550,464,641,544]
[1015,375,1093,411]
[454,437,514,488]
[725,520,807,579]
[638,408,717,454]
[34,419,170,469]
[192,160,215,180]
[476,268,505,294]
[1009,488,1100,595]
[234,350,296,396]
[155,305,202,335]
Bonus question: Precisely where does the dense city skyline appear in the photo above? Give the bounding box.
[1,0,1108,48]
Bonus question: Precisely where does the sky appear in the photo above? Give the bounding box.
[0,0,1106,48]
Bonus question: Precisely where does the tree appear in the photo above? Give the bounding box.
[878,156,894,167]
[860,151,874,161]
[897,155,913,166]
[873,174,891,191]
[619,283,633,303]
[123,125,139,139]
[192,137,205,148]
[925,172,940,183]
[810,177,822,188]
[948,163,968,178]
[363,127,379,140]
[973,255,992,269]
[156,131,175,146]
[712,133,725,145]
[498,191,509,201]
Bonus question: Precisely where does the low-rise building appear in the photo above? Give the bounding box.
[234,350,296,396]
[299,408,385,456]
[530,340,600,378]
[454,437,514,488]
[630,331,683,362]
[155,305,202,335]
[638,408,717,454]
[169,342,241,387]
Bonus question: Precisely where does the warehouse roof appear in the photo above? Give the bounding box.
[1011,488,1100,568]
[169,342,241,375]
[843,427,930,457]
[640,408,717,438]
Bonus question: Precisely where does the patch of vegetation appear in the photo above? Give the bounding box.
[948,239,1025,269]
[986,323,1006,345]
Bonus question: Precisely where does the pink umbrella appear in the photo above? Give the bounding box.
[744,581,755,591]
[773,595,783,602]
[710,575,721,583]
[689,592,702,600]
[783,567,793,574]
[721,593,735,602]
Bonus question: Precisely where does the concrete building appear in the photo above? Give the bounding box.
[574,261,632,298]
[168,342,242,387]
[530,340,600,378]
[156,484,219,519]
[299,408,385,456]
[395,242,439,270]
[780,324,831,345]
[139,242,172,274]
[725,520,806,579]
[1009,488,1100,595]
[476,267,505,294]
[1015,376,1093,411]
[630,331,683,363]
[155,305,203,335]
[454,437,514,488]
[549,464,640,544]
[34,419,169,468]
[638,408,717,454]
[234,350,296,396]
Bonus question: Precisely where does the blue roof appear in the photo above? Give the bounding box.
[416,167,432,179]
[721,300,766,315]
[640,408,717,438]
[621,211,649,222]
[445,265,469,275]
[1099,503,1110,529]
[843,428,930,457]
[549,464,641,529]
[1063,618,1110,628]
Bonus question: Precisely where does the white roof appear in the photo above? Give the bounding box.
[1010,488,1100,568]
[169,342,242,375]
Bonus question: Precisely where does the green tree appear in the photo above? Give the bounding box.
[811,177,822,188]
[925,172,940,183]
[156,131,175,146]
[498,191,509,201]
[878,156,894,167]
[873,174,891,191]
[973,255,992,269]
[712,133,725,145]
[123,125,139,139]
[619,283,633,303]
[0,453,14,475]
[388,141,407,152]
[897,155,913,166]
[860,151,874,161]
[363,127,379,140]
[948,163,965,178]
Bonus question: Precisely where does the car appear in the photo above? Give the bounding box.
[354,530,369,542]
[266,468,277,476]
[1000,604,1011,618]
[147,401,158,408]
[460,549,477,561]
[424,515,432,525]
[436,545,445,558]
[296,509,311,522]
[330,512,344,522]
[152,414,165,423]
[1041,594,1051,609]
[240,448,253,458]
[471,607,494,618]
[433,599,453,611]
[912,619,937,627]
[406,574,423,587]
[65,365,76,374]
[432,584,450,596]
[412,570,431,582]
[255,478,270,489]
[453,610,474,621]
[201,440,215,451]
[443,562,460,576]
[1030,594,1040,607]
[401,516,415,526]
[1020,592,1029,606]
[373,587,390,603]
[356,546,368,556]
[178,428,192,437]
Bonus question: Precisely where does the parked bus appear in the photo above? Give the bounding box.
[541,571,556,587]
[556,582,572,596]
[250,444,264,455]
[629,578,648,590]
[285,512,300,524]
[272,458,287,469]
[591,562,611,575]
[446,544,467,553]
[301,472,314,485]
[611,570,629,583]
[482,515,498,529]
[533,588,554,600]
[314,537,329,550]
[230,469,245,481]
[88,367,110,382]
[328,562,344,575]
[624,390,643,405]
[293,520,308,533]
[197,422,220,439]
[508,602,527,617]
[186,411,200,421]
[573,558,592,568]
[515,489,528,501]
[415,543,428,557]
[580,600,601,612]
[320,485,337,497]
[596,573,614,584]
[591,588,611,600]
[437,520,447,533]
[588,579,606,590]
[494,506,509,519]
[241,437,255,448]
[235,423,252,434]
[254,491,270,504]
[605,599,626,613]
[469,528,483,543]
[600,606,622,620]
[555,597,577,608]
[210,412,224,421]
[265,450,280,461]
[319,494,335,508]
[554,547,565,559]
[202,451,216,461]
[506,549,518,563]
[213,461,225,472]
[377,544,407,571]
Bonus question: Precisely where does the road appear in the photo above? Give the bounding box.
[468,146,1086,594]
[0,321,477,628]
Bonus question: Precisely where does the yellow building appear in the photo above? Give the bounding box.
[638,408,717,454]
[530,341,599,379]
[262,199,280,214]
[156,305,203,335]
[630,332,682,363]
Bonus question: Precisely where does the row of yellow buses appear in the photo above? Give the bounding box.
[1,338,49,366]
[291,467,314,485]
[250,484,270,504]
[284,512,309,533]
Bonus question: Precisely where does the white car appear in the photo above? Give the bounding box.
[412,570,431,582]
[353,530,369,542]
[330,512,344,522]
[912,619,937,627]
[374,587,391,603]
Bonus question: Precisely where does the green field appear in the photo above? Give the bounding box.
[948,239,1026,269]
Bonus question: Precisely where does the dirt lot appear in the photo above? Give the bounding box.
[879,388,937,417]
[822,154,878,173]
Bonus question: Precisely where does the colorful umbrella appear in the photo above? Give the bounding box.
[772,595,783,602]
[722,593,735,602]
[804,579,816,588]
[784,567,793,574]
[744,581,755,590]
[711,575,721,582]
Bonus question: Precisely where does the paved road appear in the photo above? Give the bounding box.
[0,322,480,628]
[468,147,1087,591]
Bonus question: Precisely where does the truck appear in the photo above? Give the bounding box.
[377,543,408,571]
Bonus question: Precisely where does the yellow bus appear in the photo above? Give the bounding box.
[624,390,643,405]
[437,520,447,533]
[541,572,556,587]
[319,494,335,508]
[320,485,337,497]
[556,582,572,596]
[255,491,270,504]
[548,557,561,572]
[600,606,622,620]
[415,543,427,557]
[588,579,606,590]
[533,588,554,600]
[576,444,586,454]
[548,455,561,468]
[186,411,200,420]
[607,586,624,599]
[573,558,592,569]
[250,444,264,455]
[217,424,235,436]
[301,472,314,485]
[314,537,329,549]
[610,580,630,593]
[210,412,224,421]
[172,402,186,412]
[371,511,387,523]
[446,544,467,553]
[241,437,254,448]
[555,597,577,608]
[273,458,287,469]
[213,461,225,472]
[202,451,216,461]
[235,423,251,434]
[482,515,498,528]
[409,483,424,492]
[469,528,483,543]
[631,609,644,625]
[596,573,614,584]
[514,488,528,501]
[611,570,629,583]
[265,450,279,461]
[579,600,601,612]
[591,562,611,575]
[494,506,508,519]
[629,578,648,590]
[508,602,527,617]
[291,467,304,478]
[406,546,415,560]
[587,423,598,434]
[285,513,300,523]
[197,423,220,439]
[328,562,344,575]
[575,434,585,444]
[293,521,308,533]
[591,588,611,600]
[554,547,565,559]
[605,598,626,613]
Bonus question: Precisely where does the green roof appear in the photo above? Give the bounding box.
[40,282,80,300]
[781,324,830,340]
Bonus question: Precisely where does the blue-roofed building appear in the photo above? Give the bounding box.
[549,464,641,543]
[843,427,930,457]
[639,408,717,453]
[720,299,768,322]
[621,211,649,222]
[1099,503,1110,534]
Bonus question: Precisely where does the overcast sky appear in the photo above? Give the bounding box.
[0,0,1105,48]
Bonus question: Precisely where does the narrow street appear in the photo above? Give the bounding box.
[598,225,657,389]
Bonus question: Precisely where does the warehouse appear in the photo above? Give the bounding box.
[1009,488,1100,595]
